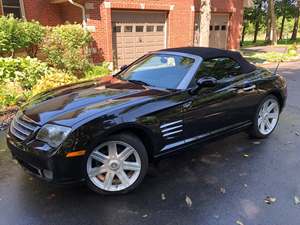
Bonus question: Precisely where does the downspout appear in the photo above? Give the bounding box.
[68,0,87,28]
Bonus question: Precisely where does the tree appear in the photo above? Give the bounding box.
[253,0,263,43]
[279,0,288,40]
[198,0,211,47]
[291,0,300,40]
[265,0,277,45]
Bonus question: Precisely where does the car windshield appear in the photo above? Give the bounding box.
[117,53,196,89]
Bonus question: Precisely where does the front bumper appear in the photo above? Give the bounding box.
[7,137,86,185]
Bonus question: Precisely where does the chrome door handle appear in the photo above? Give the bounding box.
[243,85,256,91]
[182,101,192,109]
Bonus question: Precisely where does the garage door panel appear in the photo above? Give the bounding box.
[209,14,229,49]
[112,11,166,68]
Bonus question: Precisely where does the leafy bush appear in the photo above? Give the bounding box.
[0,82,29,110]
[84,63,111,80]
[287,43,298,56]
[0,57,52,89]
[0,15,45,57]
[31,72,78,96]
[42,24,92,77]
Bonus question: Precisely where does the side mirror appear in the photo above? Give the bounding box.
[120,65,128,71]
[196,77,218,88]
[190,77,217,95]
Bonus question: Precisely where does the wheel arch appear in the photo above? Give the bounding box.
[101,123,158,160]
[267,90,285,112]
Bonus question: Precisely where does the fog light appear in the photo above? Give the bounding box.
[43,169,53,180]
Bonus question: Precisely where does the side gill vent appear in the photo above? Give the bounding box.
[160,120,183,140]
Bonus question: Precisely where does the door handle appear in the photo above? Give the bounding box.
[243,84,256,92]
[182,101,192,109]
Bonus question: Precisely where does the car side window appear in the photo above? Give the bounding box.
[189,57,242,88]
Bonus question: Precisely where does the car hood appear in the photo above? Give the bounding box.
[22,76,171,126]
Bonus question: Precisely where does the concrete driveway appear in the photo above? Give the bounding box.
[0,62,300,225]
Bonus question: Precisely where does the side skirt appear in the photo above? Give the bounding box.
[155,121,252,158]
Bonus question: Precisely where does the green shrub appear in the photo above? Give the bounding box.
[42,24,92,77]
[287,43,298,56]
[84,63,111,80]
[31,72,78,96]
[0,15,45,57]
[0,82,29,110]
[0,57,52,89]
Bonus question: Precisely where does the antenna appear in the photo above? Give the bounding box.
[274,32,289,76]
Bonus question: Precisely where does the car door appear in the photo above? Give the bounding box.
[183,57,252,140]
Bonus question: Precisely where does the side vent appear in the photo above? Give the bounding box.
[160,120,183,140]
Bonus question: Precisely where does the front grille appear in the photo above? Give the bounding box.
[10,114,39,141]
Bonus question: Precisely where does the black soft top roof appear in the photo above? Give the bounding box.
[160,47,256,74]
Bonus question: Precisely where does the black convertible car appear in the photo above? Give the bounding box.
[7,47,287,194]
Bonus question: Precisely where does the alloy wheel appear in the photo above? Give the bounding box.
[258,98,279,135]
[87,141,142,192]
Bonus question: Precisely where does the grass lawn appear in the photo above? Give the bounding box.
[241,34,300,48]
[241,50,300,64]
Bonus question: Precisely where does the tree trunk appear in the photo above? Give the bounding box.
[199,0,211,47]
[279,0,287,40]
[253,0,263,43]
[265,4,271,43]
[241,23,247,46]
[291,0,300,41]
[266,0,277,45]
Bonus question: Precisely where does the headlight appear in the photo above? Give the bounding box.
[36,124,72,148]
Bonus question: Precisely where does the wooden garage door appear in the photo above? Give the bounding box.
[112,11,167,68]
[209,14,229,49]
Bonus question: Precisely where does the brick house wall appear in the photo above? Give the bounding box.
[2,0,245,64]
[23,0,63,25]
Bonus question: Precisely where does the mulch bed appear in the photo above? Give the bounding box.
[0,106,18,131]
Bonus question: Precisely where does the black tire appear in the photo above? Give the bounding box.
[85,133,149,195]
[249,95,280,139]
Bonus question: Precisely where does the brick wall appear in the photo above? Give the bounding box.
[23,0,63,25]
[59,2,82,24]
[18,0,244,63]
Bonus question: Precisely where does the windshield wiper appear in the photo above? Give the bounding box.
[128,79,151,86]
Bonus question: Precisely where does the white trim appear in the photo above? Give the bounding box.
[164,13,168,48]
[104,1,111,9]
[19,0,26,19]
[68,0,87,27]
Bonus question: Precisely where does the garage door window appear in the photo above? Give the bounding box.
[136,26,144,32]
[113,26,121,33]
[146,26,154,32]
[124,26,133,32]
[157,26,164,32]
